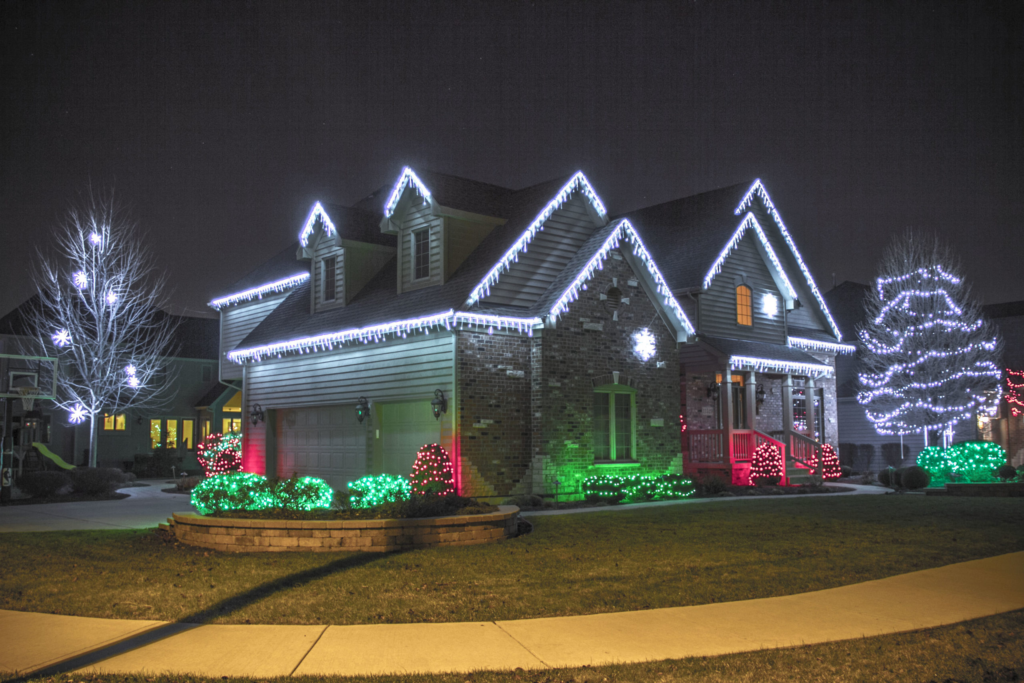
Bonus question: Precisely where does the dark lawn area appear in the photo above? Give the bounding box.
[0,496,1021,625]
[6,611,1024,683]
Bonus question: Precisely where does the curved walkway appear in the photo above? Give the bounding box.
[2,551,1021,679]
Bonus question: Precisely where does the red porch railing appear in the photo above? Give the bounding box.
[687,429,788,485]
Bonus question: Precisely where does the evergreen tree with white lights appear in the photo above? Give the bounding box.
[27,192,178,467]
[857,233,1001,445]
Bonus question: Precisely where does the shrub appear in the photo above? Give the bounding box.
[196,432,243,477]
[996,464,1018,482]
[347,474,412,509]
[191,472,335,515]
[582,475,627,504]
[375,493,496,519]
[901,465,931,490]
[581,473,695,503]
[18,471,71,497]
[274,476,334,510]
[696,473,730,495]
[919,442,1007,483]
[176,475,203,492]
[750,442,783,485]
[818,444,842,480]
[410,444,455,496]
[839,465,853,478]
[503,494,545,509]
[877,467,901,488]
[69,467,130,495]
[134,448,182,478]
[838,443,857,467]
[918,446,951,480]
[881,443,908,467]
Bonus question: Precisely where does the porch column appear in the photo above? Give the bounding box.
[721,371,734,457]
[806,375,816,439]
[782,374,794,437]
[745,371,757,430]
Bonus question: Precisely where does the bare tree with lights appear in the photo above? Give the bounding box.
[27,193,179,467]
[856,232,1001,447]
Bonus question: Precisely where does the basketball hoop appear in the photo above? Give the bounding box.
[17,386,38,411]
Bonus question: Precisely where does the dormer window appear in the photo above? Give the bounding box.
[414,230,430,280]
[736,284,752,326]
[323,256,337,302]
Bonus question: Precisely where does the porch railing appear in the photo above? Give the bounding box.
[688,429,788,484]
[787,432,821,473]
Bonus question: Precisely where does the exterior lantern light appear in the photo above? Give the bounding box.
[706,381,720,402]
[431,389,447,420]
[756,384,766,414]
[355,397,370,424]
[249,402,265,426]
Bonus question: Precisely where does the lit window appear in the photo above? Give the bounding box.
[202,420,211,439]
[223,418,241,434]
[166,419,178,449]
[414,230,430,280]
[182,419,194,450]
[102,413,126,431]
[323,256,337,302]
[762,293,779,318]
[594,387,635,461]
[736,285,752,326]
[150,419,162,449]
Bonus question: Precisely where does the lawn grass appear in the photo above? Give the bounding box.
[0,496,1021,625]
[7,610,1024,682]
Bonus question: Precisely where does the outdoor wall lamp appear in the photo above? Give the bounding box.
[355,397,370,424]
[430,389,447,420]
[706,381,720,402]
[249,402,265,426]
[755,384,766,414]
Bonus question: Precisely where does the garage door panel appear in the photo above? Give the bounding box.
[277,406,367,490]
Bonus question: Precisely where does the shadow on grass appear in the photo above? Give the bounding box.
[12,549,385,681]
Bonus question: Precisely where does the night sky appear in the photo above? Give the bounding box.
[2,0,1022,320]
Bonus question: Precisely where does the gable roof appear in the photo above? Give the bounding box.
[367,167,515,220]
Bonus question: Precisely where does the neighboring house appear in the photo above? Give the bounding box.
[824,282,1013,470]
[215,168,849,497]
[0,298,228,472]
[983,300,1024,467]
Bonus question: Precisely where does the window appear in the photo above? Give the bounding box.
[166,419,178,449]
[223,417,241,434]
[150,418,192,449]
[150,419,162,449]
[713,374,746,429]
[182,419,194,450]
[593,387,635,461]
[102,413,126,431]
[413,230,430,280]
[736,285,752,326]
[323,256,337,302]
[202,419,211,439]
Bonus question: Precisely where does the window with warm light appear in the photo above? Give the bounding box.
[223,418,241,434]
[182,419,194,450]
[736,285,752,326]
[102,413,126,431]
[150,419,162,449]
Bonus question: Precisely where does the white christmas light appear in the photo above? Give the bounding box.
[106,290,118,305]
[704,213,798,299]
[876,265,960,298]
[125,365,136,376]
[69,404,87,424]
[729,355,833,377]
[467,171,607,306]
[89,232,102,246]
[632,328,657,362]
[788,337,856,355]
[73,271,88,289]
[383,167,434,218]
[208,273,310,310]
[52,328,71,347]
[298,202,339,248]
[548,219,695,335]
[735,180,843,340]
[227,310,543,363]
[762,293,779,318]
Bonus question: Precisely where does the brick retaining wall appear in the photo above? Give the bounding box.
[172,505,519,552]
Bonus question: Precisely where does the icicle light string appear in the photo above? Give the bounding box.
[788,337,855,355]
[703,213,798,299]
[729,355,833,377]
[209,273,310,310]
[467,171,607,306]
[298,202,339,247]
[734,179,843,340]
[383,167,433,218]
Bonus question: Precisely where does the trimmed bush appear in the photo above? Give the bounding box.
[838,443,857,467]
[696,473,730,495]
[69,467,129,495]
[274,476,334,510]
[839,465,853,478]
[191,473,335,515]
[582,475,627,504]
[347,474,412,509]
[582,473,695,503]
[196,432,243,477]
[877,467,901,488]
[410,444,455,497]
[918,442,1007,483]
[176,475,203,492]
[996,464,1018,482]
[818,444,842,480]
[750,442,784,485]
[18,471,71,497]
[901,465,931,490]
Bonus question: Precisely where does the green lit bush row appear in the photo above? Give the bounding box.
[917,441,1008,483]
[191,472,333,515]
[346,474,412,509]
[581,473,695,504]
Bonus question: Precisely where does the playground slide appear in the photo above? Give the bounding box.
[32,442,76,470]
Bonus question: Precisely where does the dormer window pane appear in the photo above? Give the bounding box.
[324,256,336,302]
[414,230,429,280]
[736,285,752,326]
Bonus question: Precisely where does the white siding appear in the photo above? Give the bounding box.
[312,234,344,311]
[399,199,443,292]
[220,292,291,380]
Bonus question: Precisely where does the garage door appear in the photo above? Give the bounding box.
[277,405,367,490]
[381,401,443,477]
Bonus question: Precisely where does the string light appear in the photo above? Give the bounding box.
[729,355,832,377]
[788,337,855,355]
[208,273,310,310]
[69,404,87,424]
[73,271,88,289]
[817,444,841,480]
[347,474,412,508]
[383,167,433,218]
[749,442,784,484]
[52,329,71,347]
[762,293,779,318]
[196,432,243,477]
[581,473,695,502]
[410,443,455,497]
[298,201,339,247]
[467,171,607,306]
[735,179,843,340]
[632,328,656,362]
[1006,368,1023,417]
[918,441,1007,483]
[703,212,798,299]
[191,472,334,514]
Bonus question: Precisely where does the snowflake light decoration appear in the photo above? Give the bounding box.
[125,365,139,387]
[89,232,102,246]
[52,328,71,347]
[106,290,118,305]
[632,328,657,362]
[73,271,88,289]
[69,404,87,424]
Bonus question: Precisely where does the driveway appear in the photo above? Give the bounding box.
[0,480,194,532]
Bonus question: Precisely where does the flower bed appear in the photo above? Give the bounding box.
[172,505,520,553]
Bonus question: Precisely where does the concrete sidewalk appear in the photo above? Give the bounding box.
[0,480,194,532]
[1,551,1021,679]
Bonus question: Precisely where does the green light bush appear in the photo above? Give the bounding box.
[582,473,695,503]
[274,476,334,510]
[900,465,931,490]
[191,472,334,515]
[346,474,412,509]
[918,442,1007,483]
